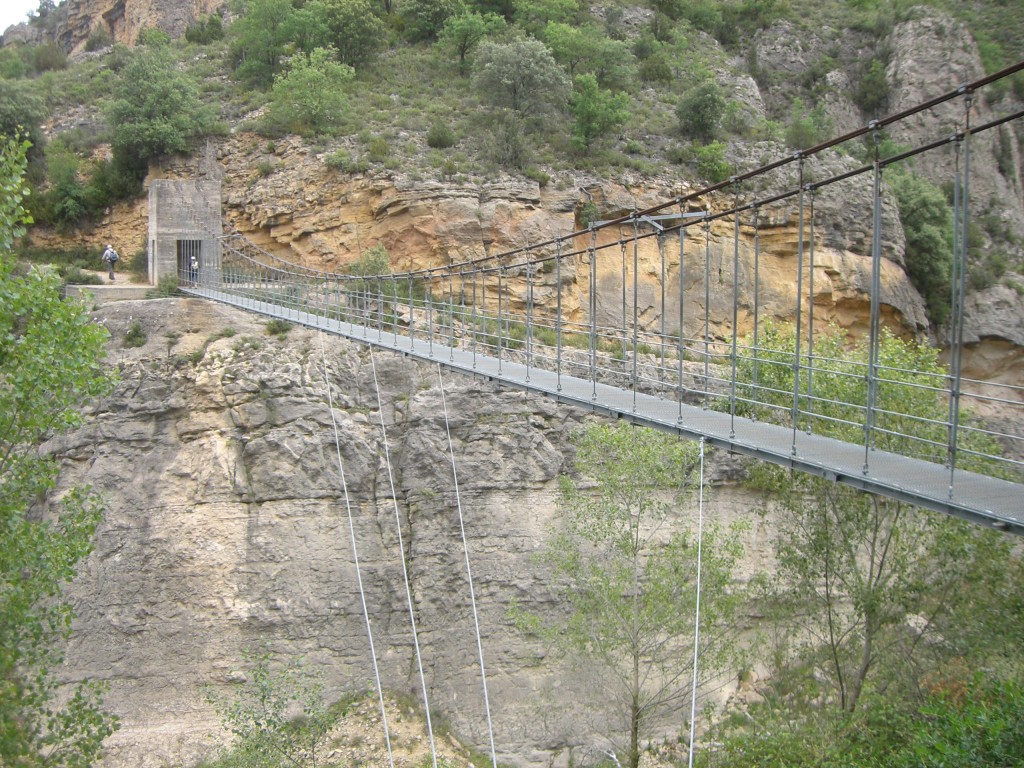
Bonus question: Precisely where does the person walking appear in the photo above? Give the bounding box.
[101,244,119,282]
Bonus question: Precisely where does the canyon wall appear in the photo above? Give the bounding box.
[45,297,770,768]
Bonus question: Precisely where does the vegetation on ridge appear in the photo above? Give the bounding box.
[1,0,1022,311]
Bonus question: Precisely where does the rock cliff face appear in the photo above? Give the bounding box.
[14,6,1022,380]
[2,0,223,51]
[45,298,768,768]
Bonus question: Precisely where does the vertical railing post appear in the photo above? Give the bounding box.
[497,264,505,375]
[526,253,534,383]
[472,266,479,369]
[865,125,884,473]
[947,135,963,472]
[426,269,435,358]
[948,93,972,495]
[658,230,667,393]
[556,238,563,392]
[589,228,598,401]
[366,274,373,330]
[677,209,686,424]
[751,205,761,412]
[806,187,817,435]
[448,269,456,362]
[792,154,806,456]
[620,230,628,371]
[730,179,741,439]
[702,215,711,408]
[631,216,640,411]
[391,274,399,343]
[408,272,415,352]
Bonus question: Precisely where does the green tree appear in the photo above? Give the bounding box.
[734,324,1013,714]
[888,171,953,326]
[543,22,633,88]
[677,81,725,143]
[313,0,388,68]
[517,422,743,768]
[265,47,354,136]
[0,134,118,767]
[569,73,629,152]
[286,1,331,53]
[437,11,505,70]
[784,96,831,150]
[39,138,88,230]
[855,57,889,116]
[207,647,340,768]
[693,140,731,182]
[185,13,225,44]
[106,45,209,179]
[472,38,570,115]
[0,79,47,161]
[401,0,465,42]
[512,0,578,35]
[228,0,298,87]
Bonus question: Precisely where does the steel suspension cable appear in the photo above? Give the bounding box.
[318,333,395,768]
[370,348,439,768]
[436,364,499,768]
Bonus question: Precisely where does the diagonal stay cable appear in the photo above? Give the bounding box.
[319,332,395,768]
[437,363,499,768]
[370,347,440,768]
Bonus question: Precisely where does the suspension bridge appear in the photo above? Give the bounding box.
[166,63,1024,536]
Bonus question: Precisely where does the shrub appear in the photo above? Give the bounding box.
[401,0,466,42]
[694,141,731,182]
[569,73,629,152]
[149,274,181,297]
[137,28,172,47]
[784,97,831,150]
[61,267,103,286]
[128,248,148,279]
[472,38,571,116]
[265,47,353,137]
[185,14,224,45]
[124,320,147,348]
[265,318,293,337]
[85,27,113,52]
[889,171,953,324]
[427,121,457,149]
[524,167,551,187]
[677,81,725,143]
[31,42,66,73]
[854,58,890,116]
[638,52,673,84]
[367,137,390,162]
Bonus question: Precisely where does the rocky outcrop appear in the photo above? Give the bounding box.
[45,298,769,768]
[886,10,1024,233]
[2,0,224,52]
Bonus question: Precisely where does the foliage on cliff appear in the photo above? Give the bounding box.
[0,132,118,766]
[2,0,1022,317]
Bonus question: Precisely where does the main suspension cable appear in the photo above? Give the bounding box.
[319,332,395,768]
[437,364,499,768]
[370,347,439,768]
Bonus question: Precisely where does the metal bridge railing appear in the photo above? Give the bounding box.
[187,60,1024,515]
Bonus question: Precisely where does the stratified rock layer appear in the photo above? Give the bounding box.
[46,299,774,767]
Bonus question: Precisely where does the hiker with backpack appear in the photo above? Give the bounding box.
[101,244,119,281]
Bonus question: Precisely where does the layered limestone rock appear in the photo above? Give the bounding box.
[44,298,769,768]
[2,0,224,52]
